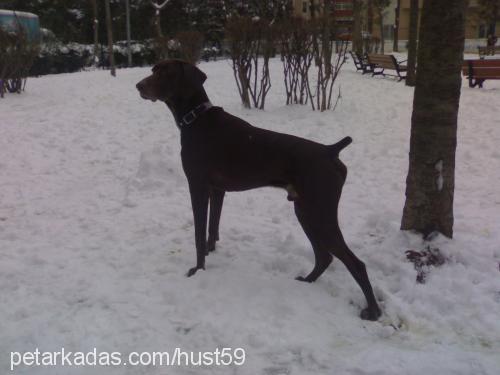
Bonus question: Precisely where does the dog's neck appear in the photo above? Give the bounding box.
[165,89,210,128]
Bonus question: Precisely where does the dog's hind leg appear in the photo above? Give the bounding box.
[328,224,381,321]
[207,189,225,253]
[294,202,333,283]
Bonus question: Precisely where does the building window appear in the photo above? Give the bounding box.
[335,2,353,10]
[383,25,394,39]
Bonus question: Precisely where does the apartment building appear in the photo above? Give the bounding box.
[397,0,498,40]
[292,0,499,50]
[292,0,354,37]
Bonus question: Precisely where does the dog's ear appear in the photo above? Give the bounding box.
[181,62,207,87]
[152,60,169,75]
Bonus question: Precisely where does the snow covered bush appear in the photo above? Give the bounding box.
[29,40,156,76]
[30,41,92,76]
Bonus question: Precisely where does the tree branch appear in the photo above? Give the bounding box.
[151,0,171,11]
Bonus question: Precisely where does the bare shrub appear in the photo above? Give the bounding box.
[277,11,348,112]
[309,15,348,111]
[0,26,39,98]
[278,17,314,106]
[225,16,274,109]
[153,36,178,60]
[176,31,204,65]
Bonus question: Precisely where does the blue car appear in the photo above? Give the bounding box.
[0,9,40,42]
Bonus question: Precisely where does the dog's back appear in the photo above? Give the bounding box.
[180,107,349,193]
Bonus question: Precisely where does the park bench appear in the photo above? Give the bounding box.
[478,46,500,59]
[367,53,407,81]
[462,59,500,88]
[349,51,372,74]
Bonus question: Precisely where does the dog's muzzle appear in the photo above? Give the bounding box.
[136,81,157,102]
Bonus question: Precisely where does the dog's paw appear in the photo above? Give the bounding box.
[186,266,205,277]
[360,306,382,321]
[206,239,217,253]
[295,276,314,283]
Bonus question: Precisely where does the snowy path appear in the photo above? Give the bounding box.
[1,58,499,374]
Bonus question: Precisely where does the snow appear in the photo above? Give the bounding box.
[1,57,500,374]
[68,9,85,21]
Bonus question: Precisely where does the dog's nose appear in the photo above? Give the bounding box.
[136,81,144,91]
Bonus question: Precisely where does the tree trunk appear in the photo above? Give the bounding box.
[352,0,363,54]
[125,0,132,67]
[367,0,374,34]
[405,0,418,86]
[490,2,499,35]
[309,0,316,19]
[378,8,385,54]
[155,11,163,38]
[104,0,116,76]
[393,0,400,52]
[367,0,374,52]
[91,0,99,66]
[478,0,500,34]
[401,0,467,239]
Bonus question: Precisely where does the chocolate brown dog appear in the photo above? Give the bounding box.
[136,60,381,320]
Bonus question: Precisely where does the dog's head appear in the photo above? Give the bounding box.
[136,59,207,103]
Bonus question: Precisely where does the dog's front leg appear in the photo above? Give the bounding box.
[186,180,209,277]
[207,189,225,252]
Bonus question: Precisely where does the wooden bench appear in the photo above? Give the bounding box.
[367,54,407,81]
[478,46,500,59]
[462,59,500,88]
[349,51,372,74]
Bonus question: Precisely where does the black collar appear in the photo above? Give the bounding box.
[177,101,213,129]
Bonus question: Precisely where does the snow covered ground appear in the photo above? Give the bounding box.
[1,57,499,375]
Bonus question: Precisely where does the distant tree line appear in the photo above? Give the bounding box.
[0,0,290,46]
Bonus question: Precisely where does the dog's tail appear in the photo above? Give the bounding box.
[327,136,352,158]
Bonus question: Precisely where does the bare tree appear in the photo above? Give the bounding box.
[401,0,467,239]
[151,0,171,38]
[104,0,116,76]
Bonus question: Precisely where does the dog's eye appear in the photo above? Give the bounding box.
[155,68,168,77]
